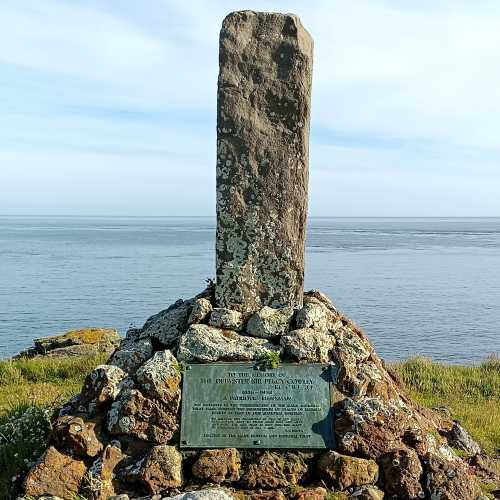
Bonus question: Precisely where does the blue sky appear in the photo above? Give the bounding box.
[1,0,500,216]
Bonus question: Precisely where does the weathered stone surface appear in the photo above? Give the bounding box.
[246,306,294,338]
[304,290,338,315]
[139,445,183,494]
[23,446,87,498]
[16,327,120,358]
[281,328,336,362]
[243,492,286,500]
[170,489,235,499]
[86,444,124,499]
[81,364,131,407]
[241,451,308,489]
[379,448,423,498]
[192,448,241,483]
[292,487,327,499]
[352,486,384,500]
[444,420,482,456]
[215,10,313,315]
[209,307,245,331]
[109,335,153,374]
[188,297,213,324]
[177,324,281,362]
[107,388,178,443]
[135,350,181,403]
[52,415,103,457]
[317,451,378,490]
[295,302,334,331]
[141,298,193,346]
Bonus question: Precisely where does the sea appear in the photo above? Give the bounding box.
[0,216,499,364]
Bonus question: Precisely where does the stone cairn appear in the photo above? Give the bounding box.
[20,11,497,500]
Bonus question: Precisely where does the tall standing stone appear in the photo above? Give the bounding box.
[215,10,313,314]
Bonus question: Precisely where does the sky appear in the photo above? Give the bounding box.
[1,0,500,216]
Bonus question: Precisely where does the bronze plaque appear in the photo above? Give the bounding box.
[180,363,336,449]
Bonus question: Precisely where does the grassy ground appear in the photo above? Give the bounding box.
[0,354,498,498]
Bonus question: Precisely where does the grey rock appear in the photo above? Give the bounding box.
[177,324,281,362]
[109,336,153,374]
[141,298,193,347]
[295,302,333,331]
[208,307,244,331]
[445,420,481,456]
[135,350,181,402]
[281,328,336,363]
[188,297,213,324]
[168,488,235,500]
[215,10,313,315]
[246,306,294,338]
[304,289,339,315]
[80,364,131,407]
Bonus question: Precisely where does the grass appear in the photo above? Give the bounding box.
[0,353,498,497]
[392,356,500,455]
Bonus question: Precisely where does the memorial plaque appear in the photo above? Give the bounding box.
[180,363,336,449]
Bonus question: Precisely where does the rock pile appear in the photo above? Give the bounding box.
[19,284,496,499]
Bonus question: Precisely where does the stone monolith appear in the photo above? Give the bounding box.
[215,10,313,314]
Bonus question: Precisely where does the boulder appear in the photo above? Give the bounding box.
[16,327,120,358]
[281,328,336,362]
[109,335,153,374]
[80,364,132,408]
[188,297,213,324]
[209,307,245,331]
[246,306,294,338]
[241,451,308,489]
[317,451,378,490]
[304,290,339,315]
[86,444,124,499]
[177,324,282,362]
[51,415,103,457]
[295,302,332,331]
[139,445,183,493]
[107,388,178,444]
[135,350,181,403]
[141,298,193,346]
[192,448,241,483]
[23,446,87,498]
[351,486,385,500]
[379,448,423,498]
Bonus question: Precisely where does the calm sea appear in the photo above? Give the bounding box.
[0,216,499,363]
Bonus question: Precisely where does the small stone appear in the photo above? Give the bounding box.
[86,444,124,499]
[241,451,308,489]
[107,388,178,444]
[80,364,131,407]
[141,298,194,346]
[188,297,213,324]
[169,488,235,499]
[293,486,328,499]
[445,420,482,456]
[281,328,336,363]
[295,302,332,331]
[135,350,181,403]
[109,336,153,374]
[139,445,183,494]
[379,448,423,499]
[317,451,378,490]
[209,308,244,331]
[23,446,87,498]
[192,448,241,483]
[52,415,103,457]
[352,485,385,500]
[246,306,294,338]
[177,324,282,363]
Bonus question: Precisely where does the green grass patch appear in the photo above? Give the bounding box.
[392,356,500,455]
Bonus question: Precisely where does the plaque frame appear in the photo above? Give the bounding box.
[179,362,338,449]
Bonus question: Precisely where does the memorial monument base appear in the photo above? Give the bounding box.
[20,284,492,500]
